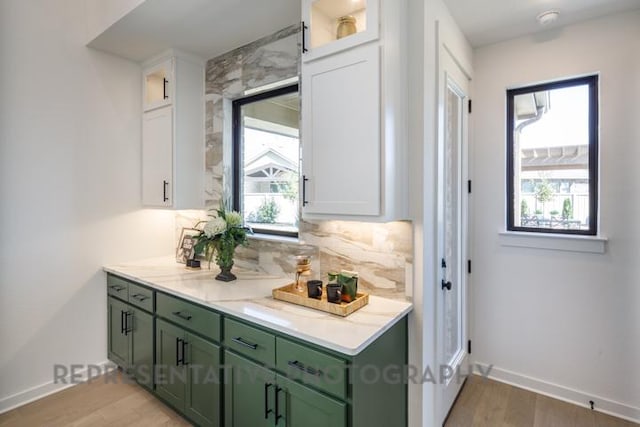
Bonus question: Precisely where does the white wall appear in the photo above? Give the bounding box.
[471,11,640,422]
[84,0,145,44]
[0,0,175,411]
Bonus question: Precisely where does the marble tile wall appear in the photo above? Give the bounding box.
[177,26,413,301]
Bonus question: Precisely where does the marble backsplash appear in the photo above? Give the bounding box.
[177,26,412,301]
[177,212,412,300]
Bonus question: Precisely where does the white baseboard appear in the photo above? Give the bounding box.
[0,360,112,414]
[474,362,640,424]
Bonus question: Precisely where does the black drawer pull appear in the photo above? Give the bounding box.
[131,294,149,302]
[275,386,283,425]
[301,21,308,54]
[287,360,323,377]
[232,337,258,350]
[163,180,169,202]
[123,311,132,336]
[172,311,192,321]
[176,337,186,366]
[302,175,309,206]
[182,340,188,366]
[264,383,273,419]
[109,285,125,292]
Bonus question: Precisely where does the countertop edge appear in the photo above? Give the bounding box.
[103,266,413,356]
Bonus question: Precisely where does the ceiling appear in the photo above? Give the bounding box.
[88,0,301,62]
[443,0,640,47]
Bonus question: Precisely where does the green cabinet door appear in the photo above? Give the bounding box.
[224,350,276,427]
[185,332,221,427]
[156,319,187,412]
[277,375,347,427]
[108,296,129,368]
[130,308,154,390]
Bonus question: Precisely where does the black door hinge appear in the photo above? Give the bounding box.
[468,340,472,354]
[468,99,472,113]
[467,180,472,194]
[467,259,472,274]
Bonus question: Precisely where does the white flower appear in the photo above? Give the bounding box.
[226,211,242,228]
[204,217,226,238]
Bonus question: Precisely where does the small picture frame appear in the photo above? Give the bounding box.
[176,228,200,264]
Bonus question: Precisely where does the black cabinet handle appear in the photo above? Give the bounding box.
[176,337,183,366]
[264,383,273,419]
[441,279,452,291]
[123,311,132,336]
[302,175,309,206]
[232,337,258,350]
[131,294,149,302]
[181,340,188,365]
[172,311,192,321]
[120,310,125,334]
[163,78,168,99]
[275,386,283,425]
[163,180,169,202]
[287,360,323,377]
[301,21,308,53]
[109,285,125,292]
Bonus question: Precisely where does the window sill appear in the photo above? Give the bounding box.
[498,231,607,254]
[248,232,299,245]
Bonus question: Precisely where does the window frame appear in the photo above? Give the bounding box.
[506,75,599,236]
[232,83,300,238]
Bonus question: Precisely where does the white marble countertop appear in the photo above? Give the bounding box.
[103,256,412,356]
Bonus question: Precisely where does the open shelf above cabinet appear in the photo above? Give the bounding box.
[302,0,379,62]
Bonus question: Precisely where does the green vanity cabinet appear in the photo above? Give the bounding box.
[224,350,346,427]
[224,350,276,427]
[107,296,130,367]
[106,273,407,427]
[276,374,347,427]
[156,315,221,427]
[107,281,154,391]
[155,319,187,410]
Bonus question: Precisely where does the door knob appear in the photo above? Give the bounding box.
[441,279,452,291]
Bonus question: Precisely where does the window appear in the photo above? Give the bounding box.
[507,75,598,235]
[232,84,300,237]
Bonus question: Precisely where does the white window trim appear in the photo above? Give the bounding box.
[498,230,607,254]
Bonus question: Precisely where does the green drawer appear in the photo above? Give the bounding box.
[224,318,275,367]
[128,282,154,312]
[156,293,220,342]
[276,337,347,400]
[107,274,129,300]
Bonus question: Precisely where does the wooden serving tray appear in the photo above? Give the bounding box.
[272,283,369,317]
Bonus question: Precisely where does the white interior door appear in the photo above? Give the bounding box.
[437,47,470,424]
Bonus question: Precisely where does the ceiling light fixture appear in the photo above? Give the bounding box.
[537,10,560,26]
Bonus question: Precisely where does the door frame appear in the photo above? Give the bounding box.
[436,43,472,425]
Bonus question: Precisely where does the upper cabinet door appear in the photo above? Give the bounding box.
[142,106,173,207]
[301,43,380,217]
[302,0,379,62]
[143,59,173,112]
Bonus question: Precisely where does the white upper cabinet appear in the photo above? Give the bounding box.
[302,0,379,62]
[141,51,204,209]
[301,44,380,216]
[300,0,408,221]
[142,106,173,207]
[143,59,172,112]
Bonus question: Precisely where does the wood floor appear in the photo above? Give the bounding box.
[1,372,637,426]
[0,372,189,426]
[445,375,638,427]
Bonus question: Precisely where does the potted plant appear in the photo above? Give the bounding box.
[194,205,251,282]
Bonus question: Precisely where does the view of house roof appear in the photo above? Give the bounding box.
[521,144,588,170]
